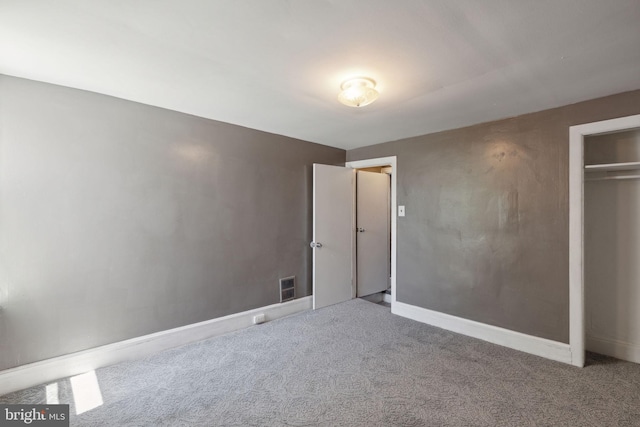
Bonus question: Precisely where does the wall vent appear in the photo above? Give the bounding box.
[280,276,295,302]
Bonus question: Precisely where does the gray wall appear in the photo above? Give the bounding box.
[348,89,640,343]
[0,75,344,370]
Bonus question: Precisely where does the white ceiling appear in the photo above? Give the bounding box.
[1,1,639,150]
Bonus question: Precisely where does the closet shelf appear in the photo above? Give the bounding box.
[584,161,640,172]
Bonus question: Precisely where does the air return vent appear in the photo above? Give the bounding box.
[280,276,295,303]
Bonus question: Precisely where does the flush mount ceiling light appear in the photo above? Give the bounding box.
[337,77,379,107]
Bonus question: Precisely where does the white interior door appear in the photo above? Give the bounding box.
[356,171,390,297]
[312,164,354,309]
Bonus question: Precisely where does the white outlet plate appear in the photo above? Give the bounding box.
[398,205,405,217]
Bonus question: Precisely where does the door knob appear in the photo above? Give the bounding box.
[310,242,323,248]
[356,228,366,232]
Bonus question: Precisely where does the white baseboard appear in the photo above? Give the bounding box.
[383,293,392,304]
[392,301,573,365]
[0,296,312,396]
[587,334,640,364]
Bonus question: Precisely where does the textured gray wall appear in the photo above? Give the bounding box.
[348,89,640,343]
[0,75,344,370]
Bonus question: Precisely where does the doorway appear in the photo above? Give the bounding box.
[310,156,397,311]
[584,129,640,364]
[569,114,640,367]
[353,167,391,302]
[347,157,397,308]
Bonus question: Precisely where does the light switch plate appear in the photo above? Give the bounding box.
[398,205,405,217]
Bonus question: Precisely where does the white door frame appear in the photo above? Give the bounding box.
[569,114,640,367]
[345,156,397,309]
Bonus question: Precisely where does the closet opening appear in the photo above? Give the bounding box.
[569,114,640,367]
[584,129,640,364]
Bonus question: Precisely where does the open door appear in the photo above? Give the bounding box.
[356,170,390,297]
[311,164,354,309]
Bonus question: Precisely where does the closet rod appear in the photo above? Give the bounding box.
[586,175,640,182]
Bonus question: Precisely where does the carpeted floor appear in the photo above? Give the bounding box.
[2,298,640,426]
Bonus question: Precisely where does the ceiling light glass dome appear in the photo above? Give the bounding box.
[338,77,379,107]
